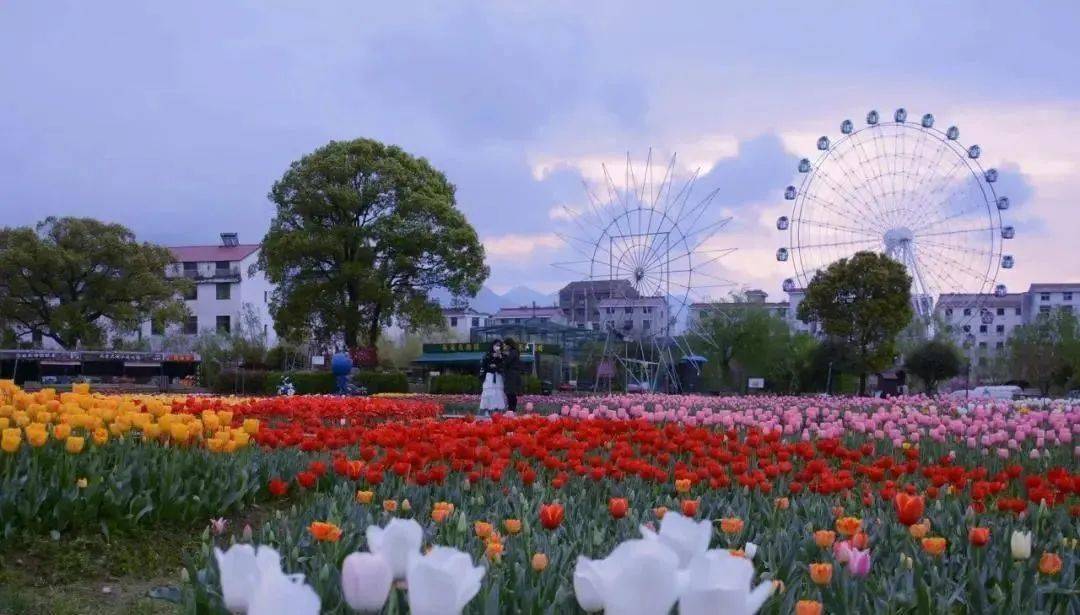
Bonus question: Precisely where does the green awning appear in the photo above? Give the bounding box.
[413,352,535,365]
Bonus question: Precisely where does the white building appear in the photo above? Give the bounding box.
[491,305,567,326]
[149,233,276,347]
[1024,283,1079,318]
[935,292,1023,365]
[383,306,491,343]
[597,296,669,339]
[689,289,817,335]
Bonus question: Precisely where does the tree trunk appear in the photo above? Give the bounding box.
[858,372,868,396]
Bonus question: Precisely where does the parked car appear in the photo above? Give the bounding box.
[950,385,1022,400]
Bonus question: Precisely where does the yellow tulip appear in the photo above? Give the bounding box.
[92,427,108,446]
[52,423,72,440]
[65,436,85,454]
[1,435,20,453]
[26,426,48,447]
[169,423,190,444]
[76,478,88,488]
[0,417,9,430]
[242,419,260,435]
[144,423,162,440]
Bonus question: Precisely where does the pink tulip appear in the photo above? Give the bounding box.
[848,549,872,578]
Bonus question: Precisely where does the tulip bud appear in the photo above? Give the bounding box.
[531,553,549,572]
[342,552,392,611]
[1011,531,1032,560]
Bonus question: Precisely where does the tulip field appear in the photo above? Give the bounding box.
[1,380,1078,614]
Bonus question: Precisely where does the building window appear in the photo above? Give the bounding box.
[182,284,197,300]
[216,315,231,333]
[643,306,653,314]
[623,320,633,329]
[978,356,987,367]
[642,319,651,330]
[944,308,953,317]
[979,324,987,333]
[264,291,269,303]
[1063,305,1075,314]
[216,283,231,300]
[962,325,971,332]
[624,306,633,314]
[449,317,458,327]
[184,316,198,334]
[996,308,1004,316]
[1040,306,1051,314]
[996,341,1004,349]
[31,330,42,345]
[606,307,616,314]
[978,341,986,349]
[996,324,1004,334]
[183,261,198,276]
[215,260,231,274]
[471,317,480,327]
[1015,307,1021,316]
[1065,292,1074,301]
[963,308,972,316]
[1040,292,1050,301]
[151,318,165,336]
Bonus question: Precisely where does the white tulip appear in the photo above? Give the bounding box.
[608,539,684,615]
[406,546,485,615]
[1010,530,1032,560]
[366,518,423,579]
[680,549,774,615]
[639,511,712,569]
[247,547,321,615]
[573,556,607,613]
[342,552,393,612]
[744,542,758,560]
[214,544,280,613]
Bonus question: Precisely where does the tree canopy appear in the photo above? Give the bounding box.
[796,251,913,395]
[1007,309,1078,396]
[0,217,190,349]
[697,300,818,393]
[259,138,488,351]
[905,338,962,394]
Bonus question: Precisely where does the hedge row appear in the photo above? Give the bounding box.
[211,370,407,395]
[429,373,544,394]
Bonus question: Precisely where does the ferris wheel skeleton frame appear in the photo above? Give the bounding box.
[554,151,736,392]
[776,108,1015,325]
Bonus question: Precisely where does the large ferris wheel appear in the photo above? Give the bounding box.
[776,108,1015,321]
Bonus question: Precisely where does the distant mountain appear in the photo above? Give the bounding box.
[430,285,558,315]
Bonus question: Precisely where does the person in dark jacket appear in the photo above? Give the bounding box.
[479,339,507,415]
[502,338,523,412]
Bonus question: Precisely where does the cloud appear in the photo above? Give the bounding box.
[483,232,562,260]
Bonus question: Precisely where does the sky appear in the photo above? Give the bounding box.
[2,1,1078,303]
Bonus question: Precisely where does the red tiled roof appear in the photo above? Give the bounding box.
[169,244,260,262]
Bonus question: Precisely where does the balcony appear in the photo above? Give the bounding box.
[170,265,242,282]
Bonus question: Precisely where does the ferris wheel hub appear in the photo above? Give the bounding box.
[633,266,646,283]
[883,226,914,252]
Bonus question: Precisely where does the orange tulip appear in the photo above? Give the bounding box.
[431,507,451,523]
[809,562,833,585]
[835,516,861,537]
[309,521,342,542]
[675,478,692,494]
[502,519,522,535]
[531,553,548,572]
[813,530,836,549]
[485,540,504,560]
[851,531,870,550]
[921,537,947,556]
[355,490,374,504]
[795,600,823,615]
[720,517,744,535]
[968,527,990,547]
[653,506,668,519]
[774,497,790,510]
[383,499,398,512]
[474,521,494,539]
[908,519,931,539]
[1038,552,1062,575]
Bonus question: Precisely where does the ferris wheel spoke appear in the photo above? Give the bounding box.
[794,217,882,238]
[803,165,889,233]
[904,154,972,230]
[793,237,881,251]
[914,241,995,289]
[914,237,996,260]
[914,226,996,239]
[836,136,895,231]
[798,191,886,232]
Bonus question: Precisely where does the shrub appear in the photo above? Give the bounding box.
[430,373,482,394]
[353,371,408,394]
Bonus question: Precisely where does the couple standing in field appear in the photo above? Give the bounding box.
[478,338,523,416]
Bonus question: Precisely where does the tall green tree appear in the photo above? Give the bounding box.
[1007,309,1078,396]
[259,138,489,351]
[904,339,962,394]
[0,217,190,349]
[796,251,913,395]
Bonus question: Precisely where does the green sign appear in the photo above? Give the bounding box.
[422,342,560,355]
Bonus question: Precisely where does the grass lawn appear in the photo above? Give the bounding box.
[0,525,200,615]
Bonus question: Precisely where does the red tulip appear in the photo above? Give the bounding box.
[681,499,700,517]
[268,478,288,497]
[893,493,925,526]
[608,498,629,519]
[539,503,564,530]
[296,471,317,489]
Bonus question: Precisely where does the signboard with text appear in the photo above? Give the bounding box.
[422,342,560,355]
